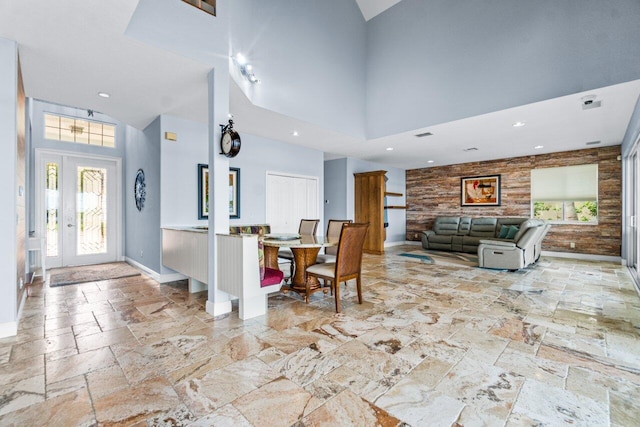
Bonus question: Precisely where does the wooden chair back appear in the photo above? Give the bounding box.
[324,219,352,256]
[298,219,320,236]
[335,223,369,281]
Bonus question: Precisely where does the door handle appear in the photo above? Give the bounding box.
[67,224,74,228]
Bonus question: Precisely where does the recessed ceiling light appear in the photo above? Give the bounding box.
[292,131,299,136]
[534,145,544,149]
[427,160,434,163]
[98,92,110,98]
[513,121,526,127]
[386,147,394,151]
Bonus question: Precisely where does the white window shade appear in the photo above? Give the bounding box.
[531,164,598,201]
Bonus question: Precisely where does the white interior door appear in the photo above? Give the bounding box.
[266,172,319,234]
[37,152,120,267]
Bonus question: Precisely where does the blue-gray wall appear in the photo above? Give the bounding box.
[124,118,162,273]
[229,0,367,138]
[324,157,407,244]
[324,158,349,232]
[230,133,325,225]
[0,37,18,329]
[160,115,209,228]
[366,0,640,139]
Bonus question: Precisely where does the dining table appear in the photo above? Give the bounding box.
[262,234,338,302]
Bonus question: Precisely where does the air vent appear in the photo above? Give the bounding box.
[582,100,602,110]
[463,147,478,152]
[415,132,433,138]
[585,140,601,146]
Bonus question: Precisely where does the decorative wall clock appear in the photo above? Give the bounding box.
[220,119,241,158]
[134,168,146,211]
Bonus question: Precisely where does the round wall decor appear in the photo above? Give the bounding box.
[134,168,146,211]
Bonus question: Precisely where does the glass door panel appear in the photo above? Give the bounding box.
[63,157,116,266]
[76,167,108,255]
[39,153,118,268]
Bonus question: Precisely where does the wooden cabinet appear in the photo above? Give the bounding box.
[354,170,387,254]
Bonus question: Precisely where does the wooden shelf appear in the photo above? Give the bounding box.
[384,205,407,209]
[385,192,403,197]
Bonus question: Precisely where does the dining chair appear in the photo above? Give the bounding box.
[305,223,369,313]
[314,219,352,264]
[278,219,320,279]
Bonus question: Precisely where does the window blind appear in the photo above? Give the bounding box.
[531,164,598,202]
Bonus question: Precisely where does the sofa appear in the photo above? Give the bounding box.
[421,216,531,254]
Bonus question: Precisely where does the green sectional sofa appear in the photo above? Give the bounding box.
[421,216,530,254]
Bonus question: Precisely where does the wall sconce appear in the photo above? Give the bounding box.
[234,53,261,84]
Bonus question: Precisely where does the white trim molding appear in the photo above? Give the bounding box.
[541,250,622,263]
[0,321,17,339]
[124,257,186,283]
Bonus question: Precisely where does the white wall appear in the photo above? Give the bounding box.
[0,37,18,334]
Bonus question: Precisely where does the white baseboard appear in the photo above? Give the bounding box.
[404,241,421,246]
[125,257,187,283]
[541,251,622,263]
[0,321,17,339]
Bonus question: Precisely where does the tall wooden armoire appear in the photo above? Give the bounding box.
[354,170,386,254]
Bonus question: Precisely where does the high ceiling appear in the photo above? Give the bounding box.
[1,0,638,171]
[354,0,404,21]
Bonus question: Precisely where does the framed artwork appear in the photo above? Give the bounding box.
[229,167,240,218]
[461,174,501,206]
[198,164,209,219]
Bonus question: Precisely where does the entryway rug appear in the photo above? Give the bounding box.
[398,250,478,268]
[49,262,141,287]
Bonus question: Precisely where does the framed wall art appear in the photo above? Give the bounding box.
[461,175,501,206]
[229,167,240,218]
[197,164,209,219]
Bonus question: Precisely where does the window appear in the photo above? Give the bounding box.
[531,164,598,224]
[182,0,216,16]
[44,113,115,147]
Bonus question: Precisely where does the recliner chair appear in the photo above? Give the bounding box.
[477,219,549,270]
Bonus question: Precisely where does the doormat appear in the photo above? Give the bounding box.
[49,262,141,287]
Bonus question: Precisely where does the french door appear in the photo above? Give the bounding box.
[36,151,121,267]
[266,172,319,234]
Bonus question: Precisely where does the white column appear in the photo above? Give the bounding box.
[205,65,233,317]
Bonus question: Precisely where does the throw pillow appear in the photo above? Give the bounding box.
[506,225,519,239]
[498,225,510,239]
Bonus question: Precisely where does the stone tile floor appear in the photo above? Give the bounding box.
[0,245,639,426]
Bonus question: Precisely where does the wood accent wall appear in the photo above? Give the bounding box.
[406,146,622,256]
